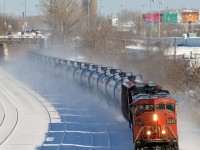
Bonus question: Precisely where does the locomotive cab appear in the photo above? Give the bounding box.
[121,80,179,150]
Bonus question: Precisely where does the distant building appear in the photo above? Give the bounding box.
[108,18,119,27]
[82,0,97,18]
[89,0,97,18]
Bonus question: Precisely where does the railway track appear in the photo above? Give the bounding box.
[1,55,134,149]
[23,79,133,150]
[0,102,5,127]
[0,90,18,146]
[0,68,50,150]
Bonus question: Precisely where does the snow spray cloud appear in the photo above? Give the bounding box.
[2,45,134,150]
[176,94,200,150]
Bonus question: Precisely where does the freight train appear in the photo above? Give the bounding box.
[29,51,179,150]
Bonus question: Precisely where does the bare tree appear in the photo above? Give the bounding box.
[40,0,82,44]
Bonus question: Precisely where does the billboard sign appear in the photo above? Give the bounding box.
[162,13,178,24]
[143,13,161,23]
[182,12,199,22]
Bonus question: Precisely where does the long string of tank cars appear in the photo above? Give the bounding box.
[28,50,179,150]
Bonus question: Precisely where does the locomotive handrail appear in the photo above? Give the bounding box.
[134,126,144,142]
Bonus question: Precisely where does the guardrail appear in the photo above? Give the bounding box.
[0,35,45,49]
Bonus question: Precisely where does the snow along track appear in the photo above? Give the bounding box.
[3,58,134,150]
[0,100,5,127]
[0,68,51,150]
[0,89,18,145]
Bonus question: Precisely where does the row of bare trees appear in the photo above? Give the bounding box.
[0,14,22,34]
[40,0,82,44]
[38,0,200,101]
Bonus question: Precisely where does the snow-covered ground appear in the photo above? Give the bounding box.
[1,43,200,149]
[178,100,200,150]
[0,68,50,150]
[126,45,200,66]
[126,45,200,57]
[2,58,134,150]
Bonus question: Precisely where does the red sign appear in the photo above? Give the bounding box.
[143,14,161,23]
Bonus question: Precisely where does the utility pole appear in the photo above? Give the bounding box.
[4,0,6,38]
[24,0,27,34]
[150,0,152,37]
[150,0,155,38]
[100,0,103,25]
[158,1,163,38]
[87,0,90,27]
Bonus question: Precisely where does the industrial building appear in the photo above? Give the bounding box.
[82,0,97,18]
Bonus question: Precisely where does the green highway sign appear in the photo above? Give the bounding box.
[162,13,178,24]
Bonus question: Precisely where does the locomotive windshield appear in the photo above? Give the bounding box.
[133,105,144,114]
[144,104,154,111]
[166,103,175,112]
[133,104,154,114]
[156,103,175,112]
[156,103,165,110]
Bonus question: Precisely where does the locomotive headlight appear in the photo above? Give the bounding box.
[147,131,151,136]
[162,130,166,135]
[153,114,158,121]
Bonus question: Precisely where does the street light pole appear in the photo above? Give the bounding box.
[100,0,103,25]
[158,1,163,38]
[87,0,90,27]
[150,0,151,37]
[150,0,155,37]
[4,0,6,27]
[24,0,27,33]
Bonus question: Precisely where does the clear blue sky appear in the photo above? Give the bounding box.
[0,0,199,16]
[0,0,39,16]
